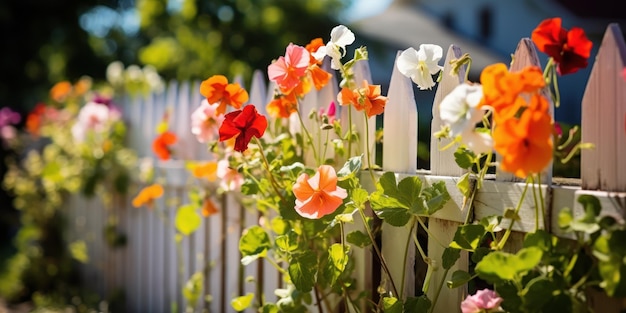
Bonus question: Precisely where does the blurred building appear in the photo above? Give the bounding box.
[350,0,626,125]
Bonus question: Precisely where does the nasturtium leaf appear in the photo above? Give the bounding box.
[523,230,552,252]
[422,181,451,215]
[449,224,486,251]
[480,215,503,233]
[398,176,424,211]
[175,204,201,236]
[372,207,411,227]
[557,207,574,230]
[346,230,372,248]
[350,187,369,209]
[454,147,475,169]
[239,225,271,257]
[577,194,602,220]
[327,243,349,285]
[337,155,362,179]
[261,303,279,313]
[475,247,542,282]
[270,216,288,235]
[183,272,204,305]
[447,270,473,289]
[288,251,317,292]
[280,162,305,175]
[382,296,402,313]
[69,240,89,263]
[442,247,461,270]
[275,231,299,253]
[241,179,259,195]
[471,247,491,263]
[231,293,254,311]
[522,277,556,311]
[456,172,471,198]
[404,295,431,313]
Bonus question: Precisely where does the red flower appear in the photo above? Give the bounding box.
[219,105,267,152]
[531,17,592,75]
[152,131,177,160]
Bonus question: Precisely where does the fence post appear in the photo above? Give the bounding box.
[579,23,626,313]
[427,44,469,313]
[380,50,418,299]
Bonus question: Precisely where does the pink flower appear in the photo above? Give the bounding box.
[267,43,310,94]
[318,101,337,124]
[217,159,244,191]
[461,289,503,313]
[292,165,347,219]
[191,99,225,143]
[71,101,120,142]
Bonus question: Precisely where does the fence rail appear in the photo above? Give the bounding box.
[66,23,626,313]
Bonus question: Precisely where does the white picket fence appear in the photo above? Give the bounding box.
[66,23,626,313]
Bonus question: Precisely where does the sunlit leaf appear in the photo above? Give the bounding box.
[231,293,254,311]
[175,204,202,236]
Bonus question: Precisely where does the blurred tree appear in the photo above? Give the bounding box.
[102,0,350,86]
[0,0,116,113]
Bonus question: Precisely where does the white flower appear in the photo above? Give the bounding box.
[315,25,356,70]
[439,83,484,136]
[397,44,443,90]
[439,83,493,155]
[460,129,493,155]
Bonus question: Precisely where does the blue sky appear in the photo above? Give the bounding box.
[343,0,393,22]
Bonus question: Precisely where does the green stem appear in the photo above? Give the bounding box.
[252,137,287,205]
[427,268,450,313]
[537,173,548,229]
[497,177,531,250]
[295,106,320,166]
[399,219,417,299]
[363,111,376,184]
[356,207,399,298]
[531,175,540,232]
[416,216,446,248]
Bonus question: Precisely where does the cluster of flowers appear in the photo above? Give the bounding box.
[130,16,594,313]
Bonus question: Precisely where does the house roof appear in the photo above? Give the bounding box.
[349,1,507,77]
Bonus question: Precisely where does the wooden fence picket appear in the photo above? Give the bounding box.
[427,44,470,313]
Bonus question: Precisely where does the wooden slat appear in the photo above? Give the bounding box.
[430,44,466,177]
[346,59,377,168]
[381,50,418,298]
[427,44,470,313]
[581,24,626,192]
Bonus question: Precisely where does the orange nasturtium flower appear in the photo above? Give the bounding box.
[479,63,545,123]
[305,37,326,65]
[152,131,178,161]
[132,184,164,208]
[50,81,73,103]
[337,80,388,117]
[201,197,218,217]
[191,161,218,181]
[200,75,249,115]
[531,17,592,75]
[493,93,553,178]
[292,165,348,219]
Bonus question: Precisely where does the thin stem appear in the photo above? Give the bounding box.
[530,175,540,232]
[363,111,376,184]
[497,177,531,250]
[537,172,546,230]
[252,137,287,205]
[416,216,446,248]
[296,106,320,166]
[314,284,325,313]
[356,207,399,298]
[347,106,354,158]
[412,219,428,262]
[399,219,417,299]
[427,269,450,313]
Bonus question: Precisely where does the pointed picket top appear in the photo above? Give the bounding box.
[249,69,268,116]
[581,24,626,192]
[345,59,377,168]
[430,44,467,176]
[383,50,417,173]
[496,38,554,183]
